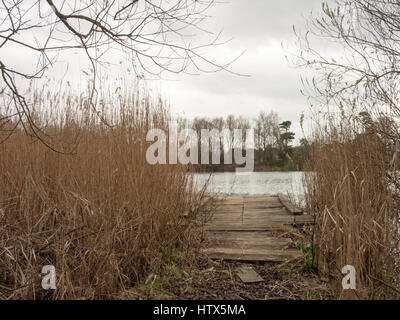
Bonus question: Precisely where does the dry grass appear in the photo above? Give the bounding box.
[0,82,208,299]
[303,114,400,299]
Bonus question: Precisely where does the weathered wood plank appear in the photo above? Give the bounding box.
[245,204,285,210]
[242,195,279,201]
[278,193,303,215]
[207,232,292,250]
[203,195,313,262]
[237,267,264,283]
[202,248,301,262]
[205,225,284,232]
[242,208,289,215]
[206,218,313,228]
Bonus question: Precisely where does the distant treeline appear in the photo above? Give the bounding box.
[178,111,310,172]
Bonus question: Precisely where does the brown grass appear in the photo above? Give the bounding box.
[0,82,207,299]
[303,113,400,299]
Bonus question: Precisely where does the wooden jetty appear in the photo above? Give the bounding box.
[203,194,314,263]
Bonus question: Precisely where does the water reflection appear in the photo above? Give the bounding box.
[194,172,304,198]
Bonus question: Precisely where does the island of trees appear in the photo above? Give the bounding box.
[179,111,310,172]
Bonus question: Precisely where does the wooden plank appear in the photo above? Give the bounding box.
[278,193,303,215]
[202,247,301,262]
[242,208,288,215]
[205,220,312,231]
[207,232,292,250]
[211,212,287,220]
[245,204,285,210]
[243,196,280,202]
[213,208,290,216]
[217,198,244,205]
[237,266,264,284]
[207,231,280,240]
[205,225,284,232]
[203,195,313,262]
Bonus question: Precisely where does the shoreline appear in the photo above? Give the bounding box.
[193,165,302,173]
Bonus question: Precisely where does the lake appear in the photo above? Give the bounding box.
[194,172,305,199]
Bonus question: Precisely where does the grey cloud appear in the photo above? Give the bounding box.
[206,0,325,47]
[161,0,333,141]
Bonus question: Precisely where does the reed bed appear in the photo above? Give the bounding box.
[303,113,400,299]
[0,81,206,299]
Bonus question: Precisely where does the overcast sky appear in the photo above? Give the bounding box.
[158,0,328,141]
[2,0,330,142]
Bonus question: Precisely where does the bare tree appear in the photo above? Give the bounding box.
[0,0,236,149]
[254,111,279,163]
[294,1,400,295]
[294,0,400,140]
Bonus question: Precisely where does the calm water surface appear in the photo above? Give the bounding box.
[194,172,305,198]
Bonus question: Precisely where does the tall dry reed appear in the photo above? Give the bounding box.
[0,81,206,299]
[304,112,400,299]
